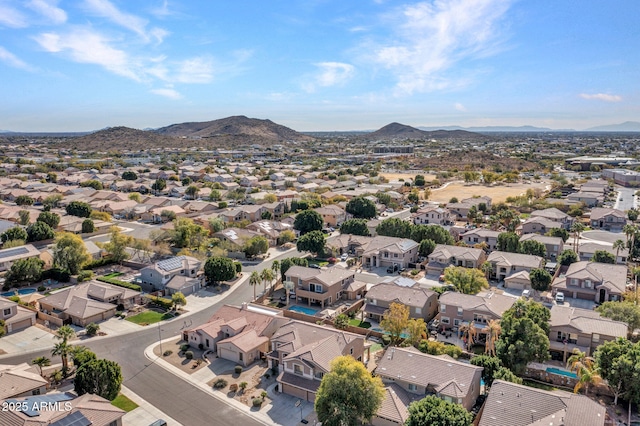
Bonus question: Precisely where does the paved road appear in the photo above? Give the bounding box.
[0,249,300,426]
[615,186,637,211]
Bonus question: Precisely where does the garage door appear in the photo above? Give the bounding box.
[219,348,237,363]
[281,383,308,401]
[10,318,33,332]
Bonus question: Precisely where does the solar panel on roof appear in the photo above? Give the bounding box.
[0,246,29,259]
[50,411,91,426]
[157,256,185,271]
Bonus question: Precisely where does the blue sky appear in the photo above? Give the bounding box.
[0,0,638,132]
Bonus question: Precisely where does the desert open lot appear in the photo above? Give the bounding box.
[429,180,550,204]
[380,172,437,182]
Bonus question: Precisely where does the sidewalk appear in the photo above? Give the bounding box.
[121,385,182,426]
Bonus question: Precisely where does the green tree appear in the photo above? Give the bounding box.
[37,211,60,229]
[80,180,103,190]
[121,170,138,180]
[567,349,602,396]
[185,185,200,200]
[414,174,426,186]
[43,194,63,210]
[546,227,569,242]
[260,268,275,296]
[279,257,308,281]
[52,232,91,275]
[171,292,187,310]
[595,338,634,405]
[293,209,323,234]
[406,395,473,426]
[443,266,489,294]
[151,178,166,194]
[493,367,523,384]
[315,356,384,426]
[380,302,409,346]
[376,218,412,239]
[70,346,97,368]
[497,232,519,252]
[15,195,34,206]
[209,189,222,201]
[557,249,578,266]
[208,217,225,233]
[418,239,436,257]
[46,172,58,183]
[406,318,426,347]
[613,239,626,260]
[529,268,552,293]
[470,355,504,387]
[334,314,349,330]
[277,229,296,245]
[51,325,75,376]
[518,239,546,257]
[249,271,260,301]
[102,226,133,263]
[296,230,326,255]
[345,196,377,219]
[1,226,27,243]
[81,219,95,233]
[242,236,269,258]
[591,250,615,264]
[570,221,585,251]
[85,323,100,336]
[6,257,44,285]
[18,210,30,226]
[169,218,209,250]
[26,221,54,242]
[66,201,92,218]
[411,224,454,245]
[496,300,550,375]
[74,359,123,401]
[204,256,236,285]
[32,356,51,377]
[596,301,639,334]
[339,219,371,236]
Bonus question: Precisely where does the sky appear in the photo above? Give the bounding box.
[0,0,639,132]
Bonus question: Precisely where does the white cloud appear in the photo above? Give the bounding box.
[371,0,512,94]
[151,87,182,99]
[0,46,33,70]
[34,28,141,80]
[454,102,466,112]
[27,0,67,24]
[303,62,355,92]
[579,93,622,102]
[0,3,28,28]
[84,0,167,44]
[174,57,214,83]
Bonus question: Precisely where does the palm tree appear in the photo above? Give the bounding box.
[271,260,280,285]
[32,356,51,377]
[52,325,75,376]
[624,224,638,261]
[570,222,585,252]
[567,349,602,396]
[481,261,493,281]
[260,268,275,297]
[249,271,260,301]
[459,322,477,351]
[485,320,501,357]
[613,239,626,262]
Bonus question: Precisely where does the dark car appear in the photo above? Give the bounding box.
[309,264,321,269]
[386,264,399,273]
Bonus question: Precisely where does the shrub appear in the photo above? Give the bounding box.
[85,323,99,336]
[180,344,190,352]
[382,335,391,346]
[260,391,267,399]
[198,343,204,350]
[163,350,172,357]
[410,269,419,276]
[229,383,238,392]
[239,381,248,391]
[185,351,194,360]
[234,261,242,274]
[327,257,337,264]
[37,285,46,292]
[235,365,242,375]
[213,378,228,389]
[83,257,116,270]
[41,268,70,283]
[77,270,94,282]
[252,398,263,407]
[96,276,141,292]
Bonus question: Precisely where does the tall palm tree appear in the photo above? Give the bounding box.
[260,268,275,297]
[613,239,626,262]
[567,349,602,396]
[481,261,493,281]
[624,224,638,262]
[459,322,477,351]
[570,222,585,252]
[32,356,51,377]
[485,320,501,357]
[52,325,75,376]
[249,271,260,301]
[271,260,280,285]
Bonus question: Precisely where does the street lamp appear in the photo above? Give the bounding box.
[158,323,164,358]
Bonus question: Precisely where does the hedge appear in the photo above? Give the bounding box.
[41,268,71,283]
[83,257,117,270]
[147,295,173,310]
[96,276,142,292]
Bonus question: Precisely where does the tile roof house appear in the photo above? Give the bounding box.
[411,206,454,226]
[0,244,42,272]
[314,205,347,227]
[478,380,608,426]
[140,255,202,292]
[590,207,627,232]
[549,304,628,361]
[460,228,500,251]
[270,320,367,402]
[361,236,419,269]
[486,251,544,282]
[363,282,438,323]
[552,261,627,303]
[519,233,564,261]
[425,244,487,274]
[530,207,573,229]
[372,384,418,426]
[285,266,356,309]
[446,196,492,221]
[184,304,286,367]
[0,363,48,399]
[375,347,483,410]
[578,242,628,265]
[519,216,564,235]
[0,297,36,334]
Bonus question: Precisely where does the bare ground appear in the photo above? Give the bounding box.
[429,180,550,204]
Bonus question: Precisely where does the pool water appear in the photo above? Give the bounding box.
[546,367,577,378]
[288,305,319,316]
[1,288,37,297]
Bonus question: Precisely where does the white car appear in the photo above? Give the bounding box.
[340,253,348,261]
[555,292,565,303]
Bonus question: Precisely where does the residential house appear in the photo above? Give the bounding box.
[246,220,294,246]
[0,244,41,272]
[411,206,454,226]
[361,236,419,269]
[437,291,515,338]
[375,347,483,411]
[285,266,355,308]
[578,242,628,265]
[0,363,48,399]
[261,201,284,220]
[363,282,437,323]
[424,244,486,274]
[140,255,202,292]
[552,261,627,303]
[372,384,417,426]
[446,196,492,220]
[213,227,262,253]
[184,304,286,366]
[590,207,627,232]
[519,233,564,260]
[271,320,366,402]
[165,275,202,296]
[549,305,627,361]
[0,297,36,333]
[240,175,260,187]
[141,204,186,223]
[478,380,608,426]
[486,251,544,281]
[530,207,573,229]
[314,205,347,227]
[38,281,141,327]
[460,228,500,251]
[519,216,564,235]
[567,190,604,207]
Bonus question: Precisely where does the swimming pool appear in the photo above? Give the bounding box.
[371,327,409,339]
[546,367,577,378]
[1,288,37,297]
[288,305,319,316]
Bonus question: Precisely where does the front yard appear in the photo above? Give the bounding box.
[125,310,173,325]
[111,394,138,412]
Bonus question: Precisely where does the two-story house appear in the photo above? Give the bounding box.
[139,255,202,292]
[424,244,487,274]
[519,216,564,235]
[375,347,483,411]
[529,207,573,230]
[486,251,544,281]
[549,305,627,362]
[459,228,500,251]
[0,297,36,334]
[285,266,355,309]
[271,320,366,402]
[361,236,419,269]
[314,205,347,228]
[363,281,438,323]
[519,233,564,260]
[411,206,454,226]
[446,196,492,221]
[590,207,627,232]
[577,242,628,265]
[437,291,515,340]
[552,261,627,303]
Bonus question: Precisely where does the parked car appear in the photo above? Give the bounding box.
[398,267,406,274]
[555,292,565,303]
[386,264,399,273]
[340,253,348,261]
[522,289,531,299]
[309,264,321,269]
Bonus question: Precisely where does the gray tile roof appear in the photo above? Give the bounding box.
[550,305,628,337]
[487,251,543,269]
[438,291,516,318]
[365,283,435,309]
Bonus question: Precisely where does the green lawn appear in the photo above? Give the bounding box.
[104,272,124,278]
[125,311,172,325]
[349,319,371,329]
[111,394,138,412]
[369,343,384,353]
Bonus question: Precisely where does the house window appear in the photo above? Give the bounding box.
[571,278,578,285]
[592,333,600,343]
[394,253,398,258]
[314,371,324,380]
[585,280,592,288]
[383,252,389,258]
[408,383,417,391]
[454,319,461,326]
[441,304,446,313]
[350,348,354,355]
[294,364,303,375]
[32,388,41,395]
[457,307,463,317]
[3,308,10,316]
[415,307,422,315]
[239,353,243,361]
[206,339,210,348]
[441,317,450,324]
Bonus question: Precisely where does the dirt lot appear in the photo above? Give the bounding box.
[153,338,209,375]
[380,172,436,182]
[207,361,274,408]
[429,180,550,204]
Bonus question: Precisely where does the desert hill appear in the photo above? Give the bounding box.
[364,122,489,141]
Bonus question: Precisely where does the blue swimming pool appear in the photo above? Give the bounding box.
[1,288,37,297]
[372,327,409,339]
[546,367,577,378]
[288,305,319,316]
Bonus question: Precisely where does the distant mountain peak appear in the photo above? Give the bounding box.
[585,121,640,132]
